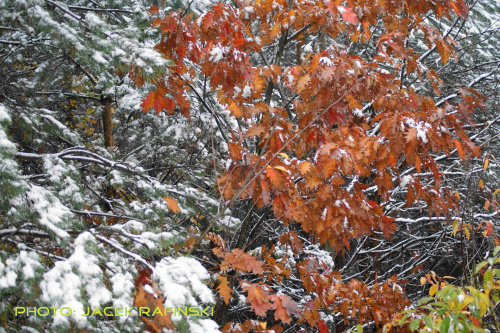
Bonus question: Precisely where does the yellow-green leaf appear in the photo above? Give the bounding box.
[274,165,289,173]
[464,227,470,240]
[484,156,489,170]
[409,319,420,331]
[452,220,460,237]
[429,284,438,296]
[278,153,290,160]
[475,261,488,274]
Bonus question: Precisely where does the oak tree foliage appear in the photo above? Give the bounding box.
[1,0,500,332]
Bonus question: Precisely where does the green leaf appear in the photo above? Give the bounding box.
[479,291,491,304]
[429,301,448,307]
[437,284,453,296]
[451,313,459,326]
[443,287,457,302]
[475,261,488,274]
[422,314,433,328]
[484,269,493,291]
[409,319,421,331]
[440,316,450,333]
[418,297,435,305]
[398,313,410,324]
[356,324,363,333]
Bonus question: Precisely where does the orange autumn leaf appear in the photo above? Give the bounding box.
[217,276,233,305]
[279,231,303,254]
[214,248,265,274]
[241,282,273,317]
[453,139,466,160]
[297,161,312,175]
[133,283,175,333]
[163,196,181,213]
[338,5,359,24]
[266,166,285,188]
[379,215,397,239]
[271,294,302,324]
[148,6,159,15]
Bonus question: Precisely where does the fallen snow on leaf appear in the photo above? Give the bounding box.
[303,244,334,268]
[404,117,432,143]
[209,45,225,62]
[319,57,334,67]
[400,175,414,188]
[242,85,252,98]
[352,108,363,117]
[220,215,242,228]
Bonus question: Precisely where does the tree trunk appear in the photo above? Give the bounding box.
[102,97,113,148]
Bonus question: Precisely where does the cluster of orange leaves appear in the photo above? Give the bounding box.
[137,0,486,331]
[213,240,409,332]
[133,270,175,333]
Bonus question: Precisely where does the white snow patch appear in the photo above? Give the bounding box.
[187,318,221,333]
[303,244,334,268]
[153,257,215,307]
[404,117,432,143]
[400,175,414,188]
[220,215,242,228]
[209,45,225,62]
[242,85,252,99]
[40,232,112,328]
[92,52,108,64]
[319,57,334,67]
[26,185,72,240]
[0,251,41,289]
[352,108,363,117]
[0,105,11,123]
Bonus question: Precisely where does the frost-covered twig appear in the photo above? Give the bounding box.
[15,149,154,181]
[66,5,133,13]
[0,228,50,238]
[93,232,154,271]
[71,209,143,222]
